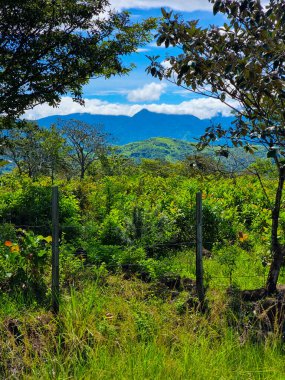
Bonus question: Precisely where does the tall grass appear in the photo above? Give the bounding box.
[1,275,285,379]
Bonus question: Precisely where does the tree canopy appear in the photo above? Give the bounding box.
[148,0,285,156]
[147,0,285,293]
[0,0,155,117]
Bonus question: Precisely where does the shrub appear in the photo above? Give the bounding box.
[1,183,81,239]
[0,229,52,302]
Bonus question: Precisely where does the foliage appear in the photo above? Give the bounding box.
[216,244,243,285]
[2,120,70,180]
[117,137,197,162]
[147,0,285,293]
[148,1,285,152]
[0,0,155,117]
[60,119,109,179]
[0,160,283,299]
[1,161,285,377]
[0,180,81,238]
[0,228,52,300]
[117,137,267,172]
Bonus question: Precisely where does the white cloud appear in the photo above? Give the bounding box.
[23,96,239,120]
[23,98,140,120]
[127,82,167,102]
[136,48,150,53]
[88,89,128,96]
[148,42,168,49]
[110,0,213,12]
[110,0,268,12]
[146,98,239,118]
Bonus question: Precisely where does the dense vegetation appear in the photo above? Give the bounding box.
[1,0,285,378]
[149,0,285,293]
[1,153,285,378]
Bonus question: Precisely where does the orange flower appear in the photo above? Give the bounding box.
[4,241,13,247]
[10,245,20,253]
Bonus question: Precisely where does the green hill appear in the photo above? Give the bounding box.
[1,137,268,175]
[117,137,267,169]
[117,137,196,162]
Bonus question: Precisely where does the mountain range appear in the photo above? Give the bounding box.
[36,109,235,145]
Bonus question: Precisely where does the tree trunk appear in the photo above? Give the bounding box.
[80,165,85,179]
[266,166,285,294]
[51,167,54,185]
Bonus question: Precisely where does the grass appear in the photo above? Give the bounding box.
[1,271,285,379]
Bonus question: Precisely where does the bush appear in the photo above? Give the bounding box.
[1,183,81,239]
[99,209,129,245]
[0,229,52,302]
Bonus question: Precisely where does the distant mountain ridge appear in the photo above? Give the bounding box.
[36,109,235,145]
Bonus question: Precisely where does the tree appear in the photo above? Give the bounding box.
[40,125,71,182]
[3,120,44,178]
[60,119,108,179]
[0,0,155,118]
[3,120,69,180]
[148,0,285,293]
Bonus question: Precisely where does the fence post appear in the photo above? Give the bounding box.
[196,191,205,303]
[51,186,60,314]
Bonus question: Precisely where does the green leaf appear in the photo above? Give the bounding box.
[38,250,47,257]
[157,35,165,46]
[43,236,52,243]
[150,67,158,77]
[161,8,168,18]
[213,1,221,15]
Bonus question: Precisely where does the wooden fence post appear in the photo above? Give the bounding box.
[196,191,205,303]
[51,186,60,314]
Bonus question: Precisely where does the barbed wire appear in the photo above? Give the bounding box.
[1,221,257,243]
[0,219,274,291]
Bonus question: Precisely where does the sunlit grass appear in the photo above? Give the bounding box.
[1,274,285,379]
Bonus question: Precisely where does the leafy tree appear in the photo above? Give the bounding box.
[40,125,71,182]
[148,0,285,293]
[60,119,108,179]
[3,120,45,178]
[88,147,137,178]
[3,120,69,180]
[0,0,155,117]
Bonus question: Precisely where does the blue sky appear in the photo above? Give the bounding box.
[23,1,248,120]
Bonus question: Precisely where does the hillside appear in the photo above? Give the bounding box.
[36,109,235,145]
[117,137,267,169]
[1,136,268,175]
[117,137,196,162]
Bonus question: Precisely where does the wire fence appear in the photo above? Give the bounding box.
[1,186,275,313]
